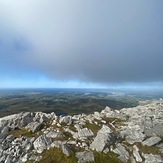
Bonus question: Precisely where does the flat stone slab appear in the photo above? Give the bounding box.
[76,151,94,163]
[133,150,142,162]
[90,125,117,152]
[113,143,129,162]
[142,137,161,146]
[25,122,42,133]
[143,154,163,163]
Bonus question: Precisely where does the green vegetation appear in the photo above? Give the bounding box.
[103,117,126,124]
[8,128,35,138]
[103,117,126,127]
[135,143,163,156]
[0,89,142,117]
[94,152,123,163]
[62,131,73,140]
[38,147,77,163]
[84,121,101,134]
[36,148,122,163]
[68,125,77,132]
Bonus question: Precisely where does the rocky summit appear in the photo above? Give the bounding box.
[0,99,163,163]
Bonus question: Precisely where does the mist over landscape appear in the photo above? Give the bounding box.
[0,1,163,163]
[0,88,163,118]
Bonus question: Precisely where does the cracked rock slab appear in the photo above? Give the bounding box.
[76,151,94,163]
[142,136,161,146]
[90,125,118,152]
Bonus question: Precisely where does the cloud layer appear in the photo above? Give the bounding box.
[0,0,163,86]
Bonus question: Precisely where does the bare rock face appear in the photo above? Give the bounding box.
[76,151,94,163]
[144,117,163,137]
[34,112,52,123]
[90,125,118,152]
[142,153,163,163]
[142,136,161,146]
[73,127,94,140]
[33,135,52,153]
[46,131,64,139]
[61,144,72,156]
[133,150,142,162]
[0,99,163,162]
[0,126,9,143]
[51,141,72,156]
[25,122,42,133]
[120,123,146,144]
[16,112,34,128]
[59,115,72,125]
[113,143,130,163]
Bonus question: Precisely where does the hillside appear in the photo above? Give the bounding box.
[0,99,163,163]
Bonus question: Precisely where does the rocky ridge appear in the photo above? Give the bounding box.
[0,99,163,163]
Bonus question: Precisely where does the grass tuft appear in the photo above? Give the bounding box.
[38,147,77,163]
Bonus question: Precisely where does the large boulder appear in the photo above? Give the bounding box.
[61,144,72,156]
[120,123,145,144]
[46,131,64,139]
[0,126,9,142]
[34,112,51,123]
[133,150,142,162]
[33,135,52,153]
[144,118,163,137]
[113,143,129,163]
[51,141,72,156]
[11,112,34,129]
[142,136,161,146]
[90,125,118,152]
[25,122,42,133]
[142,153,163,163]
[73,127,94,140]
[0,114,18,130]
[59,116,72,125]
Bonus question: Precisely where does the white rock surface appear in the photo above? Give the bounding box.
[90,125,118,152]
[142,136,161,146]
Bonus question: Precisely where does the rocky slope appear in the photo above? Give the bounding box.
[0,99,163,163]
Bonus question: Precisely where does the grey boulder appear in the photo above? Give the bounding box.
[33,135,52,153]
[143,154,163,163]
[113,143,129,162]
[25,121,42,133]
[90,125,118,152]
[142,136,161,146]
[76,151,94,163]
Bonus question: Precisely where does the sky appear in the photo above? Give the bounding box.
[0,0,163,89]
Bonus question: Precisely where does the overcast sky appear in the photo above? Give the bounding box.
[0,0,163,88]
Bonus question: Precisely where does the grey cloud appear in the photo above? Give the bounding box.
[0,0,163,85]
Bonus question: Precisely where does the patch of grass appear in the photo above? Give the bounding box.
[135,143,163,156]
[160,137,163,141]
[42,122,52,128]
[68,125,77,132]
[60,122,67,127]
[103,117,125,125]
[8,128,35,138]
[38,147,77,163]
[37,147,122,163]
[94,151,123,163]
[102,117,126,132]
[63,131,72,139]
[84,121,101,134]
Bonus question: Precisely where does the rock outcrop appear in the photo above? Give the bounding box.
[90,125,118,152]
[76,151,94,163]
[0,99,163,162]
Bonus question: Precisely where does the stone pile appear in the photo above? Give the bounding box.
[0,99,163,162]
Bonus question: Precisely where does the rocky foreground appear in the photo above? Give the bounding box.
[0,99,163,163]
